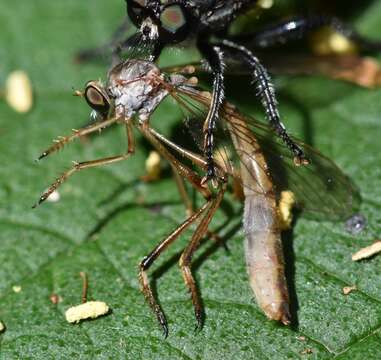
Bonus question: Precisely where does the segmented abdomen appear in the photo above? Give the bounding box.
[226,111,290,324]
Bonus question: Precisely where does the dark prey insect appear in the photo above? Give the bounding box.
[77,0,381,185]
[34,59,359,335]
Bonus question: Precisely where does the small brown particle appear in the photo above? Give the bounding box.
[301,348,313,355]
[50,293,60,304]
[342,285,357,295]
[297,336,306,341]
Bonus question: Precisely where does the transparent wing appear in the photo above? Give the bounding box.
[166,84,360,221]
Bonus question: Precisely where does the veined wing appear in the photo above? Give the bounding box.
[165,84,360,221]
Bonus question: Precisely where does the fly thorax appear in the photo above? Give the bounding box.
[107,60,168,119]
[137,89,168,124]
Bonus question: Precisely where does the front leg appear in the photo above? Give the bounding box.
[36,116,119,161]
[197,40,225,183]
[34,123,134,207]
[33,154,133,207]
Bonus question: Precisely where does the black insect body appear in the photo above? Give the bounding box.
[123,0,275,183]
[126,0,256,47]
[78,0,307,183]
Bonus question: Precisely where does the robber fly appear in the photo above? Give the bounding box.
[34,59,359,335]
[77,0,381,186]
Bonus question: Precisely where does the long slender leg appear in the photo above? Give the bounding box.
[229,15,381,51]
[148,127,208,170]
[197,40,225,181]
[172,170,194,216]
[150,128,224,246]
[139,123,211,199]
[179,183,226,329]
[34,123,134,207]
[34,155,133,207]
[139,200,211,337]
[220,40,308,165]
[75,18,129,63]
[138,124,229,333]
[37,117,119,160]
[172,168,223,247]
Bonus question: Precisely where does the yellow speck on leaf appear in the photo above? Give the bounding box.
[5,70,33,113]
[65,301,109,324]
[12,285,22,293]
[279,191,296,230]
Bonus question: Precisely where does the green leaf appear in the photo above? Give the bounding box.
[0,1,381,359]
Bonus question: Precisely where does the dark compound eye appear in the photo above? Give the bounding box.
[84,82,110,115]
[159,4,189,43]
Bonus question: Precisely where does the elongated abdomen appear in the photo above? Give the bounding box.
[225,110,290,324]
[243,194,290,324]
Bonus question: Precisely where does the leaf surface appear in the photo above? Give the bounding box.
[0,1,380,359]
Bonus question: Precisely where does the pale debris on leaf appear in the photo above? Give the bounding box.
[0,321,5,333]
[46,189,60,203]
[65,301,109,324]
[12,285,22,293]
[278,190,296,231]
[5,70,33,113]
[352,241,381,261]
[342,285,357,295]
[142,151,162,181]
[332,57,381,88]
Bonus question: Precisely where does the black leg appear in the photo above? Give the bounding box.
[229,15,381,52]
[220,40,308,165]
[197,40,225,182]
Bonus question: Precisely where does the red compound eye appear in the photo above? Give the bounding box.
[159,4,189,43]
[160,5,186,34]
